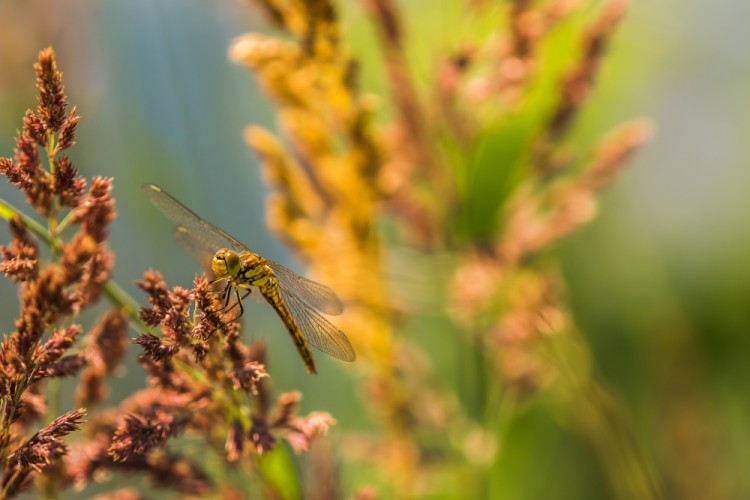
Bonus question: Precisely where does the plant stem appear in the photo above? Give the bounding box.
[46,132,61,257]
[0,197,144,325]
[0,381,26,460]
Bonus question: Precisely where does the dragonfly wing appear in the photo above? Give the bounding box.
[267,259,344,315]
[173,226,218,273]
[277,280,355,362]
[143,183,246,254]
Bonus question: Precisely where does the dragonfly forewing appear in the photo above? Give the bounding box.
[173,226,218,271]
[143,183,245,254]
[267,259,344,315]
[277,280,356,362]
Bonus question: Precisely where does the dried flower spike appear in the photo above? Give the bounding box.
[1,409,86,496]
[108,412,187,462]
[34,46,69,133]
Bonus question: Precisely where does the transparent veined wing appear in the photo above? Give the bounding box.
[145,184,344,315]
[277,280,356,362]
[173,226,221,273]
[267,259,344,316]
[174,225,264,302]
[143,183,246,254]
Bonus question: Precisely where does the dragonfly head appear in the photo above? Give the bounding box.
[212,248,240,278]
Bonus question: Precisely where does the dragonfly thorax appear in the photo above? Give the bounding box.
[238,252,269,286]
[212,248,241,279]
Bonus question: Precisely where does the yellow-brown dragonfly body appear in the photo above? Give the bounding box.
[143,183,355,374]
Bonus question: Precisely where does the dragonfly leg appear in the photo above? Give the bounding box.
[204,277,228,298]
[208,277,225,289]
[207,281,232,308]
[222,284,233,308]
[216,288,251,324]
[204,288,251,337]
[207,282,236,319]
[233,287,245,320]
[224,289,251,322]
[203,278,231,303]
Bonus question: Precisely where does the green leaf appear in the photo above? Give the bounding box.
[258,445,301,500]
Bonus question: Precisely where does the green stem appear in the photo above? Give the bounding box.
[0,402,16,460]
[0,197,143,326]
[102,277,145,326]
[0,467,23,500]
[0,380,27,461]
[46,378,61,425]
[43,379,61,500]
[44,134,63,500]
[46,132,57,173]
[56,209,75,234]
[0,198,49,242]
[46,132,61,257]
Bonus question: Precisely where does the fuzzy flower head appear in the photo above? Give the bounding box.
[108,411,187,463]
[0,47,82,217]
[1,409,86,496]
[0,216,38,282]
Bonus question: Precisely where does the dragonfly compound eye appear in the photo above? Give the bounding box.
[212,249,240,278]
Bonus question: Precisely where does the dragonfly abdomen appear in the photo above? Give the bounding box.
[259,279,318,375]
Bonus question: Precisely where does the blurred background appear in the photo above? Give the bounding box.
[1,0,748,498]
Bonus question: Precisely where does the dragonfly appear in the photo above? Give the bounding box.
[142,183,356,374]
